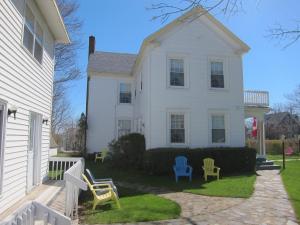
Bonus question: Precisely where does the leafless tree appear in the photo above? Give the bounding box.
[51,0,82,135]
[149,0,300,48]
[286,84,300,115]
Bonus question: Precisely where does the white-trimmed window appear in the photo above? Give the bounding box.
[169,59,184,87]
[0,101,7,195]
[119,83,132,104]
[118,120,131,138]
[23,5,43,64]
[170,113,185,144]
[210,61,224,88]
[11,0,25,15]
[211,115,226,143]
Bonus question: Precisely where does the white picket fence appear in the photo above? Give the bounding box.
[0,201,71,225]
[48,157,87,219]
[244,90,269,107]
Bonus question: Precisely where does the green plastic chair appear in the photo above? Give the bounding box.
[202,158,220,181]
[95,148,109,163]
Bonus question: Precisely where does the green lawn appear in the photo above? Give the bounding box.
[278,161,300,221]
[267,154,300,161]
[48,170,63,179]
[86,161,256,198]
[55,151,82,157]
[79,186,180,224]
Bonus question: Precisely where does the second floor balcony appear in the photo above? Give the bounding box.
[244,90,269,107]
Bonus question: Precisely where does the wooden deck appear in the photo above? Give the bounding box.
[0,180,66,221]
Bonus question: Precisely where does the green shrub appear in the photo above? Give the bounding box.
[109,133,146,169]
[143,147,256,175]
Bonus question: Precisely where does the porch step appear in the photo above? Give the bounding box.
[256,159,281,170]
[256,164,281,170]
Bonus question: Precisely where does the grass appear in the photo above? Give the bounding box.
[48,170,63,179]
[276,161,300,221]
[86,161,256,198]
[79,186,180,224]
[55,151,82,157]
[267,154,300,161]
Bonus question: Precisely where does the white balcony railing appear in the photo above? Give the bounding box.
[244,90,269,107]
[48,157,87,219]
[0,201,71,225]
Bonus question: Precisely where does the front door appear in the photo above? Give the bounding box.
[27,112,42,192]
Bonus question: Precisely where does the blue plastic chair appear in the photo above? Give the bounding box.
[173,156,193,182]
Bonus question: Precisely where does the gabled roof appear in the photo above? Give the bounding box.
[35,0,70,44]
[88,7,249,75]
[88,51,137,75]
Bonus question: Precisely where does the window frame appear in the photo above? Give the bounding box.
[118,82,132,104]
[117,119,132,138]
[167,55,189,89]
[0,100,7,196]
[22,3,44,65]
[209,111,229,146]
[208,57,228,91]
[167,110,189,146]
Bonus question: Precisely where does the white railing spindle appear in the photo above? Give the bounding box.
[244,90,269,107]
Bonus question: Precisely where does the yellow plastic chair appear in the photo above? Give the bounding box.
[202,158,220,181]
[82,174,121,210]
[95,148,109,163]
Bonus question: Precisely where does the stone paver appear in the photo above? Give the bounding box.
[101,170,298,225]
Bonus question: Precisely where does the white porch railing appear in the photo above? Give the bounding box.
[48,157,87,219]
[244,90,269,107]
[0,201,71,225]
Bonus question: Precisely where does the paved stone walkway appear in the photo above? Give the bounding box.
[108,170,298,225]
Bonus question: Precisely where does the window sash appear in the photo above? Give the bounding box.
[211,61,224,88]
[119,83,132,103]
[23,5,43,64]
[170,114,185,144]
[169,59,184,87]
[211,115,225,143]
[118,120,131,137]
[212,129,226,143]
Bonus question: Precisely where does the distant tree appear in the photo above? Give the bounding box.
[149,0,300,48]
[52,0,82,135]
[75,113,86,153]
[286,84,300,115]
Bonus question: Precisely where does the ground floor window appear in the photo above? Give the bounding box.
[170,113,185,144]
[118,119,131,138]
[212,114,226,143]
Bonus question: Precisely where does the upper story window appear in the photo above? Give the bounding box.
[169,59,184,87]
[211,61,224,88]
[119,83,132,104]
[170,113,185,144]
[11,0,25,15]
[211,115,225,143]
[23,5,43,64]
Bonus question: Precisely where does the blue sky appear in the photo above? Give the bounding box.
[68,0,300,118]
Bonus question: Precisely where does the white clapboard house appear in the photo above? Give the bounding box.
[0,0,72,220]
[86,7,270,157]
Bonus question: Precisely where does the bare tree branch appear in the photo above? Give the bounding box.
[267,22,300,49]
[148,0,244,23]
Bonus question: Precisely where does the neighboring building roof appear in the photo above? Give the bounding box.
[265,112,300,126]
[88,51,137,74]
[35,0,70,44]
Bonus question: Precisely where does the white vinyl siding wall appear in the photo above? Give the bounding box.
[0,0,54,213]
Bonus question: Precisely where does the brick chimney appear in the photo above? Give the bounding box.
[88,36,95,57]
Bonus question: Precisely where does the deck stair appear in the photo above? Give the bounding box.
[256,158,281,170]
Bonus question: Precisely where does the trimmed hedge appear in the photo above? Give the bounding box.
[143,147,256,175]
[109,133,146,169]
